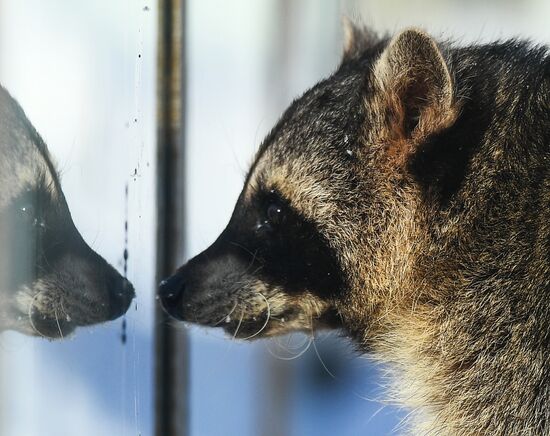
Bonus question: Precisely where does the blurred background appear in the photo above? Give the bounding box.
[0,1,549,435]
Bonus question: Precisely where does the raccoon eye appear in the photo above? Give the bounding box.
[19,204,34,216]
[266,202,285,226]
[18,199,35,221]
[19,204,39,226]
[17,194,46,229]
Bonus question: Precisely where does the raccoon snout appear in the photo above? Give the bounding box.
[158,273,186,320]
[106,271,135,320]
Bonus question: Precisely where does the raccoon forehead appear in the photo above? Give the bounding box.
[242,73,368,220]
[0,87,61,206]
[244,146,348,223]
[0,146,58,207]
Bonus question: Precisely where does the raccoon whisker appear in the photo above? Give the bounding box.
[27,291,48,339]
[232,310,245,339]
[308,324,340,383]
[283,333,311,352]
[228,241,256,258]
[212,300,238,326]
[285,333,293,348]
[54,309,64,339]
[36,245,69,281]
[191,308,200,324]
[309,319,379,403]
[271,335,290,353]
[270,333,292,351]
[36,250,57,273]
[244,263,264,277]
[241,292,271,340]
[58,298,69,318]
[269,316,285,322]
[271,334,310,354]
[88,228,102,251]
[266,336,313,361]
[228,242,260,271]
[232,264,263,288]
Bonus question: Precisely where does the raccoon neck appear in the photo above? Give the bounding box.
[366,198,549,434]
[372,279,549,434]
[338,180,549,433]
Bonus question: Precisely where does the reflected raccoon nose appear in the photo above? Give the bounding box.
[107,272,135,320]
[158,273,185,320]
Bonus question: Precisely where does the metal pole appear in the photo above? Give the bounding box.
[0,5,7,433]
[154,1,189,435]
[260,2,293,436]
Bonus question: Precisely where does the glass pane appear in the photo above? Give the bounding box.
[185,1,550,435]
[185,2,400,435]
[0,2,156,435]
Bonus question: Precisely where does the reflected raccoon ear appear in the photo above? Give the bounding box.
[342,17,379,61]
[373,28,459,167]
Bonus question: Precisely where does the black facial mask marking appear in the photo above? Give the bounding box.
[0,179,87,291]
[223,189,345,299]
[0,185,48,290]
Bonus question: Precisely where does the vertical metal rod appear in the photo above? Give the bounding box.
[0,5,5,434]
[260,2,293,436]
[154,1,188,435]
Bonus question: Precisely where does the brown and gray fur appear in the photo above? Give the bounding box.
[160,25,550,434]
[0,85,134,338]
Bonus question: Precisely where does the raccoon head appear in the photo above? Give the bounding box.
[159,28,460,341]
[0,86,134,338]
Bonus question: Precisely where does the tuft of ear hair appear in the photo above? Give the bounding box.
[342,17,379,61]
[373,28,459,168]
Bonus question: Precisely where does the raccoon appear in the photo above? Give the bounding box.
[0,85,134,339]
[159,25,550,434]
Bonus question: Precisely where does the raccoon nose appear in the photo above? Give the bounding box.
[158,273,185,320]
[107,273,135,320]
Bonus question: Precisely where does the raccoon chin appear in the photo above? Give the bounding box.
[0,305,76,339]
[10,287,77,339]
[28,306,76,339]
[221,313,272,340]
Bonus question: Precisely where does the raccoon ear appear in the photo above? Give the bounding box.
[373,28,458,166]
[342,17,379,61]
